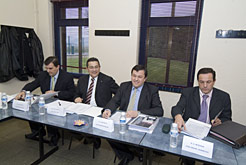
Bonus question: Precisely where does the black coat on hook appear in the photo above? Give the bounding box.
[0,25,44,82]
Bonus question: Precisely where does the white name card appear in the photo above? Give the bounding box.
[93,117,114,132]
[182,135,214,159]
[12,100,29,111]
[47,106,66,116]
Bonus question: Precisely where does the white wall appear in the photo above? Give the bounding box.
[0,0,245,125]
[89,0,142,84]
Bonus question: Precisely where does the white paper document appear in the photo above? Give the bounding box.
[7,94,17,102]
[45,100,102,117]
[110,111,131,124]
[182,135,214,159]
[182,118,211,139]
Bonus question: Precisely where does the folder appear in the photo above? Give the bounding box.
[209,120,246,149]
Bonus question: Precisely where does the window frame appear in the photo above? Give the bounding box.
[139,0,204,93]
[53,0,89,78]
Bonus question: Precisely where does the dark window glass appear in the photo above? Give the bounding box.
[54,1,88,77]
[140,0,203,92]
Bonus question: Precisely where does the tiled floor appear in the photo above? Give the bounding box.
[0,118,202,165]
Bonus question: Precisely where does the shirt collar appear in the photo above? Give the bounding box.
[132,84,144,91]
[53,70,59,80]
[199,88,213,98]
[89,75,98,81]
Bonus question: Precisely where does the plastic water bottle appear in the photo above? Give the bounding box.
[39,97,45,115]
[25,91,31,107]
[1,92,8,110]
[170,123,179,148]
[119,112,127,134]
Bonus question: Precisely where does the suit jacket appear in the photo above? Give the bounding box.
[171,87,232,123]
[105,81,164,117]
[74,72,119,107]
[23,69,75,101]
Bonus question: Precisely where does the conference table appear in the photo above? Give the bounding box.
[0,100,245,165]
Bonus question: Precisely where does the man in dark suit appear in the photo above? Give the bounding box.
[15,56,75,146]
[74,57,119,107]
[74,57,119,149]
[102,65,164,165]
[171,67,232,165]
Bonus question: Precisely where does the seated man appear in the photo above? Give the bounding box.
[102,65,164,165]
[74,57,119,149]
[15,56,75,146]
[171,67,232,165]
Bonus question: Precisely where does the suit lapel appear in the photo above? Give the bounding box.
[95,73,102,98]
[137,83,146,109]
[125,83,133,108]
[209,88,217,113]
[54,71,61,91]
[193,87,201,113]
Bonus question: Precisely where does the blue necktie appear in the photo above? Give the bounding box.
[198,95,209,123]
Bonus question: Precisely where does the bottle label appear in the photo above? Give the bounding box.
[120,119,126,123]
[39,103,45,106]
[170,130,178,137]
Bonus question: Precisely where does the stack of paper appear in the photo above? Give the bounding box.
[182,118,211,139]
[110,111,131,124]
[128,114,159,134]
[45,100,102,118]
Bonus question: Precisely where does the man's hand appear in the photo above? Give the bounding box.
[45,90,55,94]
[74,97,83,103]
[126,110,138,118]
[174,114,186,132]
[15,91,25,100]
[102,109,111,119]
[211,118,222,127]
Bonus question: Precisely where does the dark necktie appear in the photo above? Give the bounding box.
[85,78,95,104]
[198,95,209,123]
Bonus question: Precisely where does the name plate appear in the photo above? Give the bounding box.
[47,106,66,116]
[12,100,29,111]
[93,117,114,132]
[182,135,214,159]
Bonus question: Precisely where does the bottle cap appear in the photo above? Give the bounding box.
[172,123,178,128]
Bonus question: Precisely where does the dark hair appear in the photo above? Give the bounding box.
[197,67,216,81]
[86,57,100,67]
[44,56,59,67]
[131,65,147,78]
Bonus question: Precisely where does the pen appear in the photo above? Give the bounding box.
[212,108,224,124]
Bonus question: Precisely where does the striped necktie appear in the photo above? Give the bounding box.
[85,78,95,104]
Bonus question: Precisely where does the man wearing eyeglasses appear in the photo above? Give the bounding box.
[74,57,119,149]
[172,67,232,133]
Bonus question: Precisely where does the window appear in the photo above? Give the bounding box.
[53,0,88,77]
[139,0,203,92]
